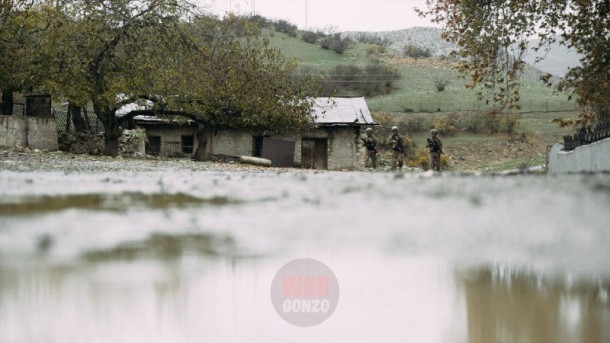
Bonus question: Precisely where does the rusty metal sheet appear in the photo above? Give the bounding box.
[262,137,295,167]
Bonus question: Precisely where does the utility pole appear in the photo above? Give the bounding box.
[305,0,308,30]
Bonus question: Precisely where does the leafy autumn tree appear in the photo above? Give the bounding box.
[128,15,319,160]
[0,0,53,115]
[42,0,201,156]
[417,0,610,125]
[41,2,317,157]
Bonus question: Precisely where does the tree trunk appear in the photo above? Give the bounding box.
[69,103,89,132]
[95,101,121,157]
[104,128,121,157]
[193,125,208,161]
[1,89,13,116]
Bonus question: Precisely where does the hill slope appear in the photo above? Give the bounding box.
[344,27,581,77]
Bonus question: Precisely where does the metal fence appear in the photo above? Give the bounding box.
[52,107,104,135]
[367,98,580,114]
[563,120,610,151]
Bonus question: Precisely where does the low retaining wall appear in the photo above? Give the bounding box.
[548,137,610,173]
[0,115,58,151]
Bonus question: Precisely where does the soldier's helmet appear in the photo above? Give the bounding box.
[391,126,399,132]
[431,128,438,135]
[365,127,373,133]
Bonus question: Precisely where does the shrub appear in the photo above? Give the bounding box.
[430,115,458,135]
[407,148,450,170]
[362,60,400,95]
[402,44,432,59]
[407,148,430,170]
[366,44,385,56]
[485,110,501,133]
[499,113,522,134]
[434,77,450,92]
[355,33,392,47]
[275,19,298,37]
[320,33,351,54]
[301,30,324,44]
[320,62,400,96]
[458,112,487,133]
[400,115,428,133]
[248,15,271,29]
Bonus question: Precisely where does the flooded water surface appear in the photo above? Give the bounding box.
[1,164,609,342]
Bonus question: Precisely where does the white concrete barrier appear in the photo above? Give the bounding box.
[239,155,272,167]
[548,137,610,173]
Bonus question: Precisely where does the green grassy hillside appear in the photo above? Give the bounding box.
[267,30,577,172]
[266,31,576,115]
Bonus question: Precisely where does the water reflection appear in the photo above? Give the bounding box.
[1,256,608,342]
[1,171,609,341]
[460,269,610,343]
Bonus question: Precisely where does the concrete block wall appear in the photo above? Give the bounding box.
[0,115,58,150]
[548,137,610,173]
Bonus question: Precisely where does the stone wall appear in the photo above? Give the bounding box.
[0,115,58,150]
[119,129,146,156]
[548,138,610,173]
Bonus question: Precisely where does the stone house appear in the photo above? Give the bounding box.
[133,97,376,170]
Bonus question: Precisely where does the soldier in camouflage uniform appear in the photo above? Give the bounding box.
[388,126,405,170]
[362,127,378,169]
[427,128,443,171]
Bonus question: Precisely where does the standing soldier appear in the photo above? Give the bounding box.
[362,127,378,169]
[427,128,443,171]
[388,126,405,170]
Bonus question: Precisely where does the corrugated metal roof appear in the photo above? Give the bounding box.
[116,101,152,116]
[312,97,376,126]
[129,97,376,126]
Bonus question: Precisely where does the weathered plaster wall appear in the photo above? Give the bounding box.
[207,130,253,158]
[0,115,58,150]
[141,124,196,157]
[298,127,363,170]
[548,138,610,173]
[140,124,365,170]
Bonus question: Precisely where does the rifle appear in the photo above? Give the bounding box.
[427,138,443,154]
[361,137,378,154]
[390,134,405,153]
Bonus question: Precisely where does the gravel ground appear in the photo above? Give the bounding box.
[0,150,302,173]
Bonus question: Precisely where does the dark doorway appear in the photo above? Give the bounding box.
[261,137,295,167]
[147,136,161,155]
[181,135,194,154]
[301,138,328,170]
[252,136,264,157]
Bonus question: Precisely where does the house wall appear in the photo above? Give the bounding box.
[295,127,362,170]
[206,129,254,158]
[0,115,58,150]
[208,126,364,170]
[140,124,196,158]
